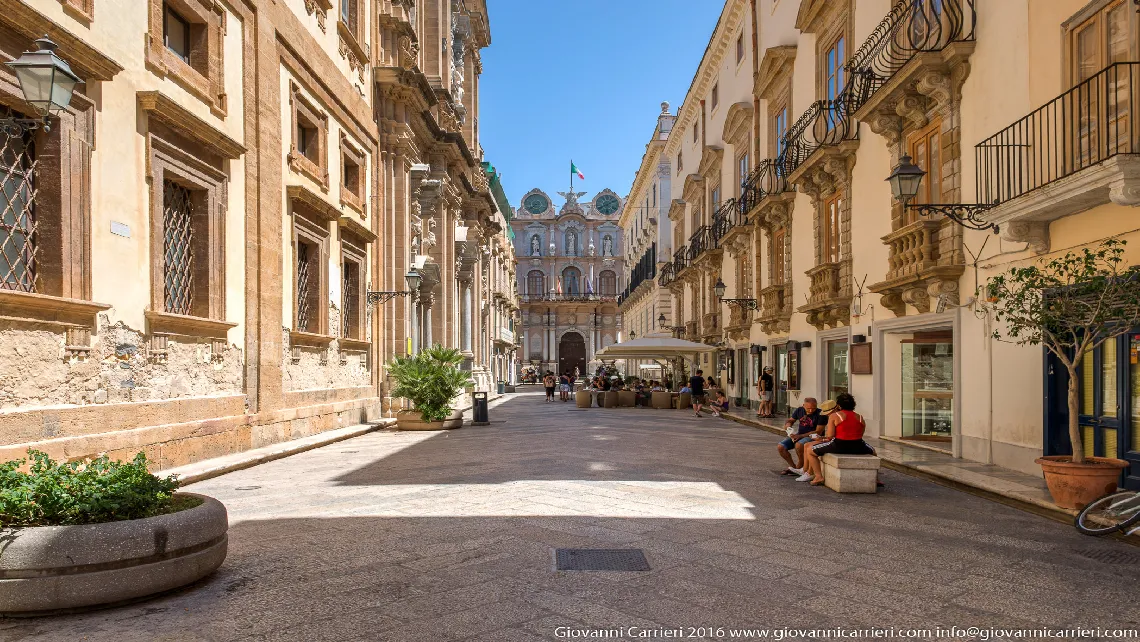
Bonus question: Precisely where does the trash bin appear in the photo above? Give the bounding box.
[496,381,506,395]
[472,391,489,425]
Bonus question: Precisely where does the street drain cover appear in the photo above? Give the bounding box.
[1073,547,1140,565]
[555,549,650,571]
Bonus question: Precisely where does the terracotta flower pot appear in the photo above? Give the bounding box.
[1035,455,1129,510]
[395,409,463,431]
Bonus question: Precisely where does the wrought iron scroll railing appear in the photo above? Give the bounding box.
[739,158,789,215]
[976,62,1140,207]
[779,97,859,177]
[711,198,740,244]
[687,225,714,262]
[845,0,977,112]
[673,247,688,274]
[658,261,675,287]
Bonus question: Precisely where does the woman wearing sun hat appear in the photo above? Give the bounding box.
[797,393,876,485]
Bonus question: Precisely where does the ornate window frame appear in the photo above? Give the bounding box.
[288,81,330,191]
[339,229,367,341]
[146,0,227,116]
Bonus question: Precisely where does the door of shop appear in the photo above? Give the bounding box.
[1045,331,1140,490]
[736,348,749,409]
[774,343,790,417]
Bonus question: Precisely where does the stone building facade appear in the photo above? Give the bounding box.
[512,190,624,377]
[635,0,1140,487]
[0,0,509,470]
[616,103,675,380]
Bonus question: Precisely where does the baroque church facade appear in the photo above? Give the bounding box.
[511,190,626,376]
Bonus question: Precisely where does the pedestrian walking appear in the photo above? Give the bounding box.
[543,372,556,402]
[757,366,774,418]
[690,369,706,417]
[559,372,571,402]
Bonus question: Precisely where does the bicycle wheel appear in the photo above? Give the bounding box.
[1076,491,1140,536]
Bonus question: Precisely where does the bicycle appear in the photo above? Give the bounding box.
[1075,489,1140,536]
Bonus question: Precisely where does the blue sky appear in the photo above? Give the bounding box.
[479,0,723,208]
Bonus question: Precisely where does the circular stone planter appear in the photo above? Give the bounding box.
[396,409,463,431]
[0,493,228,616]
[1036,456,1130,510]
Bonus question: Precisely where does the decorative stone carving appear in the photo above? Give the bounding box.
[398,36,419,70]
[1002,221,1050,255]
[338,34,366,83]
[304,0,329,32]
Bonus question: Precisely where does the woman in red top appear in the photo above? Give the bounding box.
[800,392,875,486]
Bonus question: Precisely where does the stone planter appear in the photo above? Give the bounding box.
[396,409,463,431]
[1036,456,1129,510]
[0,493,227,616]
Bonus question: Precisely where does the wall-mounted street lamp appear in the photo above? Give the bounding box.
[629,330,636,340]
[3,36,81,134]
[887,154,999,233]
[658,313,685,336]
[714,277,758,310]
[367,267,421,305]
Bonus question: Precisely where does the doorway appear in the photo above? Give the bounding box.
[774,343,790,417]
[558,332,587,378]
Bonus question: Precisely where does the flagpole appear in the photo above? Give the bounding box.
[570,159,573,193]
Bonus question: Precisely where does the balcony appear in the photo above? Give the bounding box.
[975,62,1140,253]
[848,0,977,135]
[518,294,618,304]
[701,312,720,341]
[798,261,852,329]
[868,219,963,315]
[782,98,860,187]
[740,158,795,228]
[757,283,792,334]
[672,247,688,277]
[685,321,700,341]
[658,262,675,287]
[725,305,753,340]
[685,224,721,270]
[711,198,751,252]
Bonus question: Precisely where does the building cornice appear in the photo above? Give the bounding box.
[664,0,750,159]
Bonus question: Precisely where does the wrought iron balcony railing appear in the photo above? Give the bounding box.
[845,0,977,112]
[779,97,859,177]
[686,225,715,262]
[519,294,617,303]
[658,261,675,287]
[673,247,688,274]
[976,61,1140,207]
[711,198,742,244]
[739,158,790,215]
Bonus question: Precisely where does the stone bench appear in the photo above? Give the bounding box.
[650,391,672,409]
[575,390,592,408]
[617,391,636,407]
[821,454,880,494]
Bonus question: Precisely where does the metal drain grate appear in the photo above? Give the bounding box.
[1073,547,1140,565]
[555,549,650,571]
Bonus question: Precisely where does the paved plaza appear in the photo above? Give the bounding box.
[3,390,1138,641]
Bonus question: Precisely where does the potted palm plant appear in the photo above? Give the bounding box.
[987,238,1140,509]
[387,344,474,430]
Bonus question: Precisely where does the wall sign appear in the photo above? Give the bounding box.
[851,342,873,375]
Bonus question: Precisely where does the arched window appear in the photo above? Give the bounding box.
[602,235,613,257]
[562,267,580,296]
[529,234,542,256]
[527,270,545,296]
[599,270,617,296]
[565,230,579,256]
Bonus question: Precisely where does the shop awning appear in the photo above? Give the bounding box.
[594,334,718,361]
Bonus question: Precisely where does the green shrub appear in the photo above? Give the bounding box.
[0,450,182,528]
[387,344,474,422]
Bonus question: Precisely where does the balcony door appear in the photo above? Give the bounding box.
[1067,0,1135,169]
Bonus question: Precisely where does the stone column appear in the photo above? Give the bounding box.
[462,281,473,353]
[423,294,434,348]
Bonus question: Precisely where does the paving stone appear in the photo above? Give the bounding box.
[10,390,1139,641]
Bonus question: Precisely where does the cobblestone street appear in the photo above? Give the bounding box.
[4,390,1138,642]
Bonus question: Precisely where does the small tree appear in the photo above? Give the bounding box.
[387,345,473,422]
[987,239,1140,464]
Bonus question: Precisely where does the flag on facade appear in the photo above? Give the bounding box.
[556,276,563,295]
[586,265,594,295]
[571,161,585,180]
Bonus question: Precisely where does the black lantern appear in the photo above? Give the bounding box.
[629,330,637,340]
[658,313,666,329]
[404,267,421,291]
[3,36,80,132]
[713,277,727,300]
[886,154,926,204]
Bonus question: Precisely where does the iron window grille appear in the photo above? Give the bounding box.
[0,117,37,292]
[162,180,195,314]
[342,260,359,338]
[296,241,314,331]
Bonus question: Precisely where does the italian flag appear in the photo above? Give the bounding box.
[571,161,585,180]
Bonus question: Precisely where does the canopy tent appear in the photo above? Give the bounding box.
[594,334,718,361]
